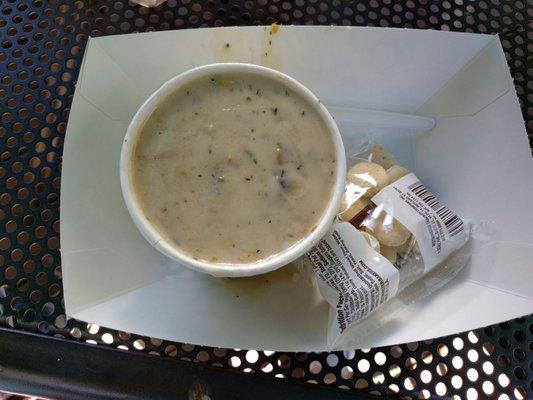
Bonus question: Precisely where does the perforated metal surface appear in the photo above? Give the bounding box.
[0,1,531,399]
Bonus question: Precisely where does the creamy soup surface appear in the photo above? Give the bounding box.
[132,73,337,264]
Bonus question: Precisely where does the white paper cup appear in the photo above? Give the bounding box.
[120,63,346,277]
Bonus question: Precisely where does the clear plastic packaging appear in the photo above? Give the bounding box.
[305,139,476,349]
[341,140,470,290]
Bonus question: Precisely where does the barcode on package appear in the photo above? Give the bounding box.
[407,181,464,237]
[372,172,469,272]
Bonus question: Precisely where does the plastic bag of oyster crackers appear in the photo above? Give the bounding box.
[302,139,483,350]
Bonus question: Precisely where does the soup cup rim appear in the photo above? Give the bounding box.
[120,62,346,277]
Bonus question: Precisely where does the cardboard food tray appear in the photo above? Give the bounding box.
[61,26,533,351]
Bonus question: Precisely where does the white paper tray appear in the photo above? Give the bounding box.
[61,26,533,351]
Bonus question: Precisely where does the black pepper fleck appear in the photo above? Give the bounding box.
[277,169,287,189]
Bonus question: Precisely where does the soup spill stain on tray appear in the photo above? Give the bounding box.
[219,263,302,300]
[0,1,530,399]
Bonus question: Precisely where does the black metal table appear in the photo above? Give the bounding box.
[0,1,531,399]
